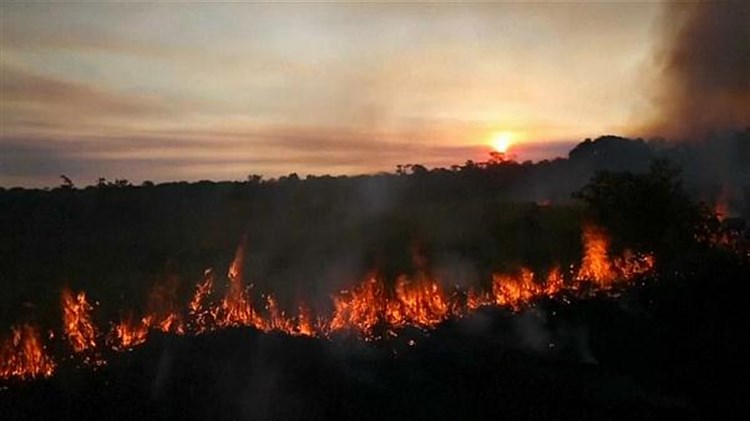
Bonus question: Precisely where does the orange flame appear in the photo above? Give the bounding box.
[107,275,185,350]
[576,225,617,285]
[576,224,654,285]
[386,273,450,328]
[4,225,657,382]
[328,271,452,337]
[109,314,151,351]
[492,269,543,309]
[145,276,185,335]
[329,275,386,335]
[264,294,294,332]
[215,239,265,330]
[189,269,217,333]
[295,304,315,337]
[61,288,97,353]
[0,324,56,380]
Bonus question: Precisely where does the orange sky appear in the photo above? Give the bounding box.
[0,2,664,187]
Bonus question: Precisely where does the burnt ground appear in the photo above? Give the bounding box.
[2,256,748,421]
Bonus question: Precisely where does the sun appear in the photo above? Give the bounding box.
[490,132,513,154]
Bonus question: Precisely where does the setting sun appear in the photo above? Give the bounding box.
[490,132,513,154]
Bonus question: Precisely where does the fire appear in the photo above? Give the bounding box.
[2,224,657,381]
[576,224,654,286]
[61,288,97,353]
[614,250,655,280]
[109,314,151,351]
[144,276,185,334]
[189,269,217,333]
[714,186,730,221]
[327,273,452,338]
[215,238,266,330]
[576,225,616,285]
[186,242,315,336]
[386,273,450,328]
[264,294,294,333]
[295,304,315,337]
[107,276,185,350]
[493,269,537,308]
[545,266,565,295]
[0,324,56,380]
[329,275,386,335]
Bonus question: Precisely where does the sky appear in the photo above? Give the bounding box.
[0,2,664,187]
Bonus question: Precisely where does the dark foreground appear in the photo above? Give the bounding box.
[2,253,748,421]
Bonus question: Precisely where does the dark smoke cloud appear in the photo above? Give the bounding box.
[641,1,749,139]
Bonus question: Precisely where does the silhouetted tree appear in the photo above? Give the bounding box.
[574,160,716,262]
[59,175,74,189]
[113,179,131,188]
[407,164,428,176]
[247,174,263,185]
[488,151,509,164]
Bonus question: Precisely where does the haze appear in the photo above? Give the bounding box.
[1,2,669,187]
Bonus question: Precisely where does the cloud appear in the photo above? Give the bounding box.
[1,124,497,187]
[1,2,661,186]
[0,65,168,128]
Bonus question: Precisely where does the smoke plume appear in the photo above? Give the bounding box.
[641,1,749,139]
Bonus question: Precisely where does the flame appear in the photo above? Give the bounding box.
[0,324,56,380]
[186,240,316,336]
[466,287,490,311]
[214,240,265,330]
[545,266,565,295]
[3,225,657,382]
[614,250,656,280]
[61,288,97,353]
[189,269,217,333]
[328,272,451,337]
[329,275,386,335]
[109,314,151,351]
[713,184,735,221]
[264,294,294,333]
[145,276,185,335]
[576,224,654,285]
[295,304,315,337]
[107,275,185,350]
[576,225,617,285]
[386,273,450,328]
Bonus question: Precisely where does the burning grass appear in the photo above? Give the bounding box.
[1,224,654,381]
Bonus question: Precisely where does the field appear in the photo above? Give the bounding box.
[1,138,749,419]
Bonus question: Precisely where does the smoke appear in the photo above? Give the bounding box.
[640,1,749,140]
[511,308,597,364]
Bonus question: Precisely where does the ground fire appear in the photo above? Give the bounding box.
[1,224,653,381]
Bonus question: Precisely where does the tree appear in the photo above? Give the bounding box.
[574,160,716,261]
[407,164,428,175]
[113,179,131,188]
[59,175,74,189]
[488,151,512,164]
[247,174,263,185]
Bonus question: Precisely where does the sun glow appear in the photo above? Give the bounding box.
[490,132,513,154]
